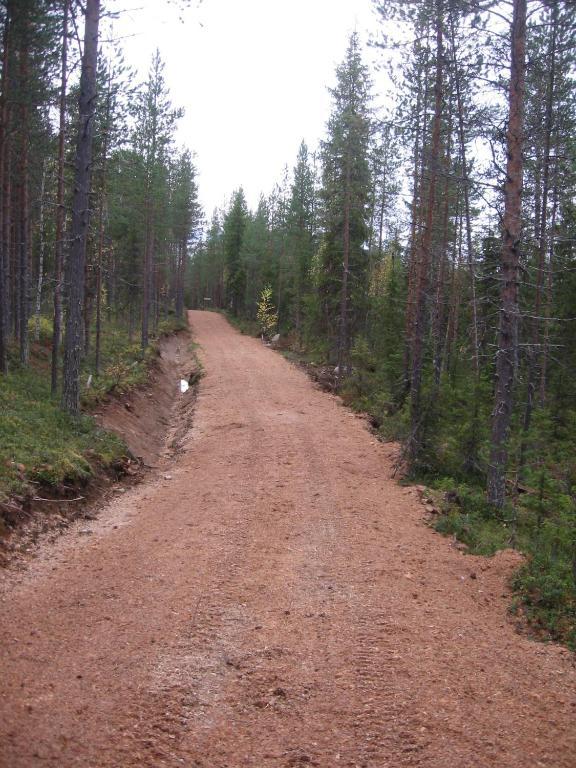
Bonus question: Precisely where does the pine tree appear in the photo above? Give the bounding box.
[50,0,69,393]
[131,50,182,349]
[92,52,134,374]
[170,149,200,320]
[0,0,60,372]
[196,210,225,308]
[0,2,11,375]
[287,141,316,337]
[486,0,528,508]
[61,0,101,415]
[241,196,270,318]
[319,31,372,370]
[224,189,248,316]
[406,0,445,463]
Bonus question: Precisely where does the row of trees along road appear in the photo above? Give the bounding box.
[190,0,576,519]
[0,0,201,414]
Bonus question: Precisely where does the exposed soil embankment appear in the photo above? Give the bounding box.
[94,332,198,467]
[0,330,198,564]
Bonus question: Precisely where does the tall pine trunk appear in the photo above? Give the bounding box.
[449,10,479,376]
[0,8,11,374]
[95,81,111,377]
[403,60,426,395]
[540,160,558,405]
[337,155,351,375]
[62,0,100,415]
[18,18,30,366]
[408,0,444,463]
[432,115,452,389]
[487,0,527,508]
[141,207,153,349]
[519,5,557,476]
[51,0,69,394]
[34,160,47,341]
[175,236,187,320]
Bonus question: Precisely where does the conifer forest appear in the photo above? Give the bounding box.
[1,2,576,752]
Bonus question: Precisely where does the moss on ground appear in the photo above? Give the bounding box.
[0,366,125,498]
[0,314,188,503]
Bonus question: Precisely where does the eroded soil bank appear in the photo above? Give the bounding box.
[0,311,574,768]
[0,330,198,564]
[94,331,198,467]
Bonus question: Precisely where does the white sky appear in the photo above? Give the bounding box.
[111,0,382,216]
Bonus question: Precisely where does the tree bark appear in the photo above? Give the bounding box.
[0,8,11,374]
[403,53,426,395]
[62,0,100,416]
[141,207,152,349]
[337,152,351,375]
[175,237,187,320]
[540,176,557,405]
[534,3,557,406]
[2,129,11,357]
[18,16,30,366]
[449,9,479,376]
[95,122,110,375]
[376,125,393,261]
[444,202,464,378]
[408,0,444,463]
[95,68,112,376]
[487,0,527,509]
[34,160,48,341]
[432,113,452,389]
[519,3,557,476]
[51,0,69,394]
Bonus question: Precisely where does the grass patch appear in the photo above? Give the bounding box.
[331,349,576,650]
[81,333,157,408]
[82,315,188,407]
[0,365,125,499]
[222,311,261,337]
[187,341,205,384]
[1,313,188,504]
[425,477,576,648]
[158,316,189,336]
[434,508,511,556]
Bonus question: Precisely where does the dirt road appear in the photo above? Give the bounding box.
[1,311,574,768]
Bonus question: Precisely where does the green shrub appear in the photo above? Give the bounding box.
[256,285,278,340]
[158,316,188,336]
[27,315,53,342]
[429,474,576,647]
[0,313,187,502]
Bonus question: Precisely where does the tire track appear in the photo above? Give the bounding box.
[0,311,574,768]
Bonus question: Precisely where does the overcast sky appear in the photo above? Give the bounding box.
[111,0,382,217]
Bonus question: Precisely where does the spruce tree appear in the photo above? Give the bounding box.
[170,149,200,319]
[241,196,270,318]
[287,141,316,337]
[223,189,248,316]
[318,32,372,369]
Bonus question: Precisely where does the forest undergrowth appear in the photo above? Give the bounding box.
[343,349,576,649]
[0,315,186,519]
